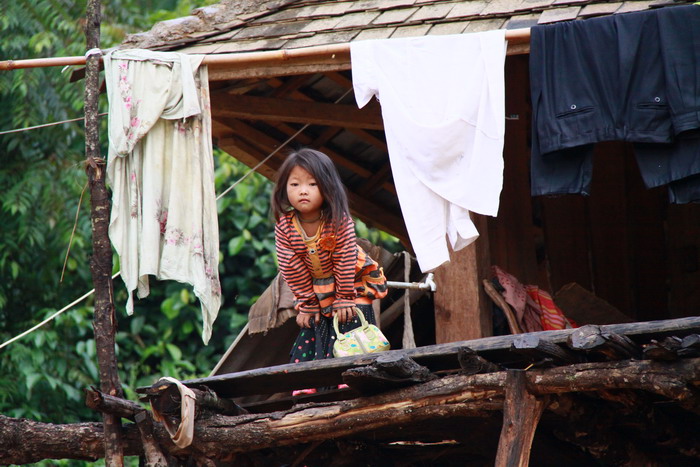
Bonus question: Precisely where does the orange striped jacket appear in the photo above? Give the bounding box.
[275,212,387,316]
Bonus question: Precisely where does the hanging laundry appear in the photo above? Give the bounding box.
[351,31,507,272]
[104,49,221,344]
[529,5,700,201]
[491,266,575,333]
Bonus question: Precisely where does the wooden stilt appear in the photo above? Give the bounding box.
[84,0,123,465]
[495,370,548,467]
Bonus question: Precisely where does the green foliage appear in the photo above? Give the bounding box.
[0,4,400,463]
[0,0,248,427]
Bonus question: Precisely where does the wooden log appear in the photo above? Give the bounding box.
[4,357,700,464]
[0,415,143,465]
[138,379,248,417]
[134,411,171,467]
[84,0,123,465]
[483,279,523,334]
[85,387,145,421]
[643,336,683,361]
[212,94,383,129]
[567,325,642,360]
[495,371,547,467]
[681,335,700,358]
[683,334,700,348]
[524,358,700,414]
[511,334,579,366]
[457,346,501,375]
[341,353,436,395]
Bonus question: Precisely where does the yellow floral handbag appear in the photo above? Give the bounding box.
[332,308,390,357]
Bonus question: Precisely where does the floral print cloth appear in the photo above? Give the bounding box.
[104,49,221,344]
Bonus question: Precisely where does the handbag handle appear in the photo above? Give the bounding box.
[333,307,369,339]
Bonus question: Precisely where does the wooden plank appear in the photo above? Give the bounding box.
[539,195,592,293]
[174,317,700,399]
[487,54,542,287]
[212,93,384,129]
[567,325,642,360]
[667,204,700,318]
[588,142,634,317]
[554,282,634,326]
[434,214,492,343]
[360,161,392,196]
[511,334,579,365]
[495,370,547,467]
[215,134,279,181]
[271,73,391,159]
[625,150,668,322]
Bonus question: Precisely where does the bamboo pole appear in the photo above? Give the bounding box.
[0,28,532,71]
[83,0,124,465]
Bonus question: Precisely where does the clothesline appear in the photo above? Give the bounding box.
[0,112,107,136]
[0,28,531,71]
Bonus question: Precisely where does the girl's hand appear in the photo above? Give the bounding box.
[333,307,355,324]
[296,311,320,329]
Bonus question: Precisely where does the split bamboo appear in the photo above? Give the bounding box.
[0,28,532,71]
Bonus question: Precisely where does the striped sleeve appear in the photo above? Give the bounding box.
[331,216,358,310]
[275,219,319,313]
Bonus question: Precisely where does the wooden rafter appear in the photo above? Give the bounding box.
[269,74,311,98]
[361,162,393,197]
[213,115,396,195]
[271,73,391,157]
[211,94,383,129]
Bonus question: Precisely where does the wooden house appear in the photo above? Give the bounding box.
[112,0,700,465]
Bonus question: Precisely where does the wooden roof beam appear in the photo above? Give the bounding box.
[360,162,392,197]
[268,74,390,158]
[269,74,311,98]
[213,117,396,198]
[211,94,383,130]
[215,113,396,195]
[216,136,279,181]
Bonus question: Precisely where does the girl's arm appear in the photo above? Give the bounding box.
[331,217,358,322]
[275,222,320,325]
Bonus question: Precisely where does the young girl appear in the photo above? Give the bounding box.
[271,148,388,367]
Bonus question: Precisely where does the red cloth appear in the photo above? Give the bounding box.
[525,285,577,330]
[492,266,576,333]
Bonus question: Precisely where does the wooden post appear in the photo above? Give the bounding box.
[495,370,547,467]
[84,0,124,465]
[434,214,492,343]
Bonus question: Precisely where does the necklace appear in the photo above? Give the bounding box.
[298,213,322,223]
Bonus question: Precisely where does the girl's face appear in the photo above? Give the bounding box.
[286,165,324,220]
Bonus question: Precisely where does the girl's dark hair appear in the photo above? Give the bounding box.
[271,148,350,232]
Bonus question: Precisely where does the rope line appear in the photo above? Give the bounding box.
[0,273,120,350]
[0,112,108,136]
